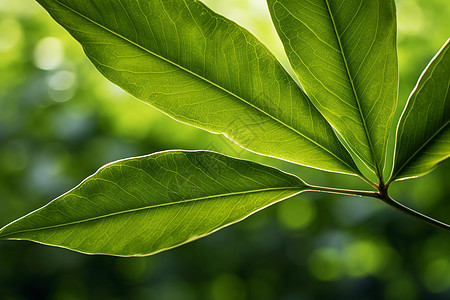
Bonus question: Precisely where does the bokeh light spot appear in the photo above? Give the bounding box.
[343,240,384,277]
[423,258,450,293]
[0,18,22,52]
[277,197,316,230]
[116,258,150,283]
[209,273,246,300]
[48,70,77,102]
[33,37,64,70]
[48,70,76,91]
[308,248,342,281]
[397,1,424,35]
[384,273,418,300]
[0,140,29,172]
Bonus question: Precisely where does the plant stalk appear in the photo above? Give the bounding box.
[375,193,450,233]
[307,184,450,232]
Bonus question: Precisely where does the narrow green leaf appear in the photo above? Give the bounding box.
[390,39,450,181]
[267,0,398,173]
[0,151,305,256]
[34,0,359,175]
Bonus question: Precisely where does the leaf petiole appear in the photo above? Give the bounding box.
[375,193,450,233]
[357,174,379,190]
[306,184,450,232]
[306,184,378,198]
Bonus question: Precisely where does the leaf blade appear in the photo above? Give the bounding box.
[34,0,359,175]
[390,39,450,181]
[0,151,305,256]
[267,0,398,173]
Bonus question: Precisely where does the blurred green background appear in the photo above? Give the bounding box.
[0,0,449,299]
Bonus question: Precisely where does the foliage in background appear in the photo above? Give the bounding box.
[0,0,449,299]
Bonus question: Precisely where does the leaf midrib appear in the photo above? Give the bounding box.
[324,0,378,171]
[49,0,355,172]
[0,186,302,238]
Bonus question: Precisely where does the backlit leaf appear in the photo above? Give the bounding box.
[267,0,398,174]
[390,39,450,181]
[0,151,305,256]
[34,0,359,175]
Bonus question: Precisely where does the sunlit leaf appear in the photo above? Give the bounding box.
[267,0,398,174]
[390,39,450,181]
[33,0,359,175]
[0,151,305,256]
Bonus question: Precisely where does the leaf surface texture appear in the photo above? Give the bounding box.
[268,0,398,172]
[391,39,450,181]
[35,0,358,174]
[0,151,305,256]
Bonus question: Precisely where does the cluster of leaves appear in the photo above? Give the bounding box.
[0,0,448,256]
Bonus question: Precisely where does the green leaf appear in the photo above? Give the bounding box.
[267,0,398,173]
[33,0,359,175]
[0,151,305,256]
[390,39,450,181]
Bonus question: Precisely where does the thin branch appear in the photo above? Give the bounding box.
[375,193,450,233]
[306,183,450,233]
